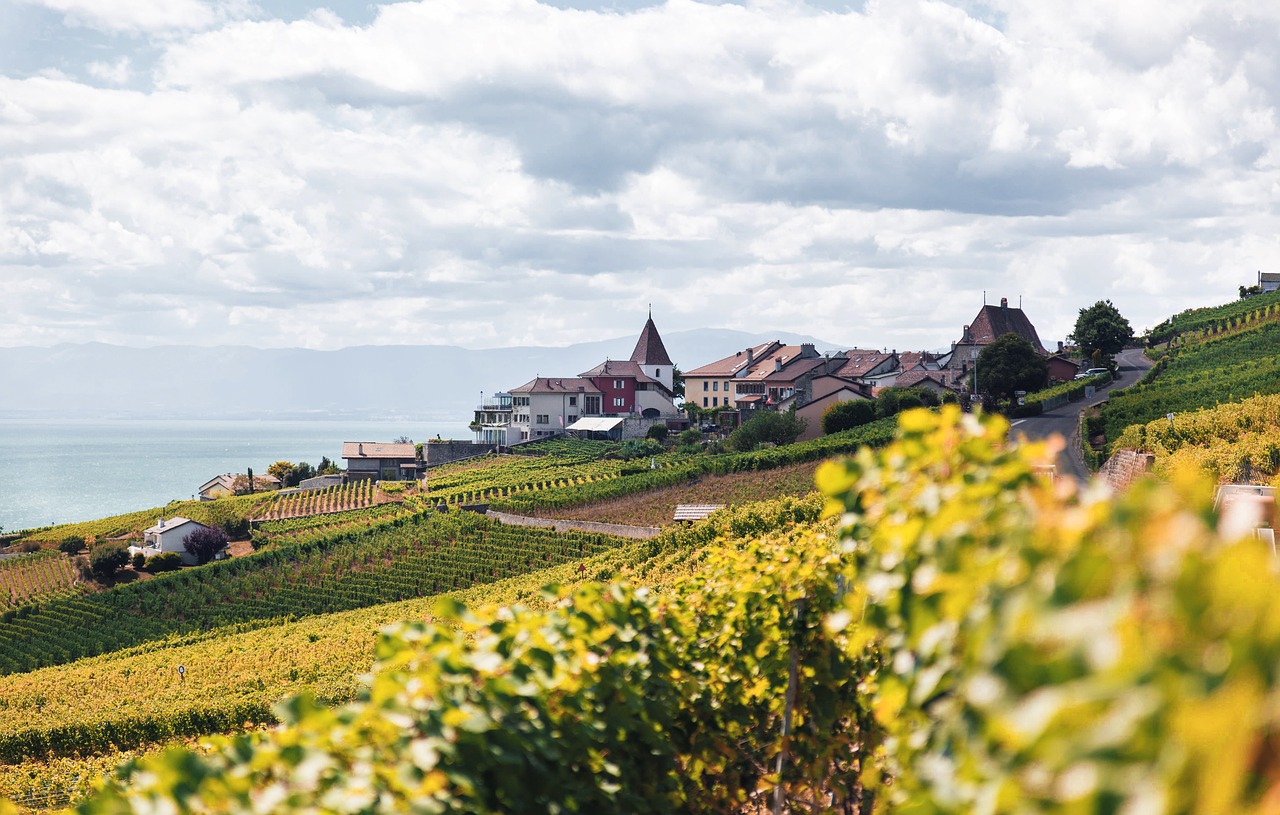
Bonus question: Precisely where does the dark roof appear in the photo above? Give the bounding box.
[510,377,602,395]
[342,442,417,460]
[836,351,895,378]
[963,302,1049,354]
[893,369,951,389]
[629,315,673,367]
[579,359,658,384]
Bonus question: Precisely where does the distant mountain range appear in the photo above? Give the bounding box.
[0,329,846,421]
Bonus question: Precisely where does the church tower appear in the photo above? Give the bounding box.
[629,310,674,393]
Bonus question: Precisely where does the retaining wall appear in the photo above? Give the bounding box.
[1100,449,1156,492]
[424,441,497,467]
[486,510,661,540]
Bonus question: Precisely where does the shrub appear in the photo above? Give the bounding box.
[820,398,876,435]
[183,526,229,566]
[144,553,183,572]
[14,540,41,554]
[618,439,663,461]
[876,387,926,418]
[726,410,806,451]
[644,424,669,442]
[58,535,85,555]
[131,552,145,570]
[88,542,129,582]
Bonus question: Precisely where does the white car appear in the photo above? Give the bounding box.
[1074,368,1110,380]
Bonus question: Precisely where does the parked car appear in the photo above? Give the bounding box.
[1074,368,1110,380]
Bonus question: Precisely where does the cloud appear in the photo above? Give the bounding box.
[0,0,1278,356]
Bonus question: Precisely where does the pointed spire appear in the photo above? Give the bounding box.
[630,312,673,366]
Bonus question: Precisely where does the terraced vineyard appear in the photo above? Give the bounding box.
[1102,321,1280,446]
[1146,289,1280,345]
[0,511,629,675]
[1113,392,1280,484]
[251,481,382,521]
[0,551,85,610]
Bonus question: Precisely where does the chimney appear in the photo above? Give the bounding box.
[800,343,817,358]
[1058,341,1064,353]
[774,358,783,372]
[158,517,164,529]
[963,324,970,341]
[358,443,363,455]
[1001,297,1008,309]
[746,347,755,365]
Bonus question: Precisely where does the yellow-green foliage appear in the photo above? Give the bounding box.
[1114,392,1280,482]
[17,493,271,545]
[61,407,1280,814]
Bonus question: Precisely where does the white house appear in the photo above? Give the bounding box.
[131,517,221,566]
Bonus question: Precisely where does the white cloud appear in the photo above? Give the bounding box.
[1,0,1279,354]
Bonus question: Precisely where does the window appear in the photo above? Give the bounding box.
[703,397,708,407]
[655,368,661,378]
[703,381,708,391]
[536,414,549,425]
[568,415,577,424]
[613,379,624,389]
[568,396,577,406]
[723,381,730,392]
[712,381,718,391]
[614,397,625,407]
[712,397,719,407]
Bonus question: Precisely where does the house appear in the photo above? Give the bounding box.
[502,314,680,442]
[472,392,513,445]
[1046,355,1081,384]
[508,378,603,441]
[790,375,874,441]
[1261,271,1280,294]
[342,441,421,482]
[132,517,219,566]
[833,350,899,387]
[888,369,954,394]
[197,472,280,501]
[684,342,829,412]
[946,297,1049,389]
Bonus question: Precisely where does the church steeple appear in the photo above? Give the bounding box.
[630,313,673,367]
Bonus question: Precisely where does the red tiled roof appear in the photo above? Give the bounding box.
[893,369,950,389]
[510,377,603,395]
[629,315,673,366]
[684,341,781,377]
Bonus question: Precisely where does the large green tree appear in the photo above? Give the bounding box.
[976,333,1048,397]
[1070,300,1133,358]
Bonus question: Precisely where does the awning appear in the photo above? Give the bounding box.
[566,417,624,431]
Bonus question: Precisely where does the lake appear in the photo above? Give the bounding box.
[0,418,472,533]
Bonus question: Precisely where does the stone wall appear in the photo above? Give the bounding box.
[1099,449,1156,492]
[423,441,497,467]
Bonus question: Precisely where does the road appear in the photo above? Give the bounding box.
[1009,348,1155,483]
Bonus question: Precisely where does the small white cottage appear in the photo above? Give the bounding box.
[130,517,220,567]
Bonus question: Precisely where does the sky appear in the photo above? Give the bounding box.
[1,0,1277,353]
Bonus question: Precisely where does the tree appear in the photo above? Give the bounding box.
[726,409,807,451]
[183,525,229,566]
[89,541,130,582]
[267,461,294,483]
[671,366,686,400]
[318,457,341,475]
[287,462,317,487]
[821,399,877,435]
[59,535,86,555]
[1070,300,1134,358]
[976,333,1048,397]
[645,424,669,442]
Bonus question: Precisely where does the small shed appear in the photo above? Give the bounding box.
[674,504,725,523]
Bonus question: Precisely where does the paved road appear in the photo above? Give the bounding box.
[1010,348,1155,483]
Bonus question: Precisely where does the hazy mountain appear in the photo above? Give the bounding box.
[0,329,842,421]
